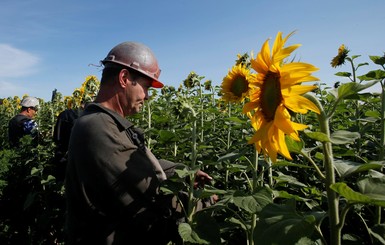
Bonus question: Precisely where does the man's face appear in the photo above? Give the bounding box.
[122,71,152,116]
[27,107,38,118]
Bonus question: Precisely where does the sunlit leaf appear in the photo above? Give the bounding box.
[368,169,385,178]
[357,177,385,200]
[365,110,381,118]
[273,160,311,169]
[334,160,383,178]
[253,200,320,245]
[330,130,360,145]
[330,182,385,207]
[273,190,310,202]
[275,174,307,187]
[335,72,351,77]
[337,81,379,99]
[286,136,304,154]
[41,175,56,185]
[369,55,385,66]
[358,70,385,81]
[232,188,272,214]
[304,130,330,143]
[357,62,369,69]
[30,167,40,176]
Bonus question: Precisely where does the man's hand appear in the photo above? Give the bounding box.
[194,170,213,189]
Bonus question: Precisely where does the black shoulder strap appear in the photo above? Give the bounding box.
[125,127,146,152]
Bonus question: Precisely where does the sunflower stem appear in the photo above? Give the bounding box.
[199,81,204,143]
[146,99,152,149]
[182,104,198,224]
[304,92,341,245]
[187,116,197,223]
[300,151,326,180]
[348,58,363,162]
[376,79,385,224]
[252,150,259,192]
[225,103,232,190]
[379,80,385,162]
[249,150,259,245]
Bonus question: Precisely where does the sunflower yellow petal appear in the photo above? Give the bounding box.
[285,95,320,114]
[282,62,319,72]
[243,101,259,113]
[274,106,296,134]
[273,44,301,64]
[272,31,283,55]
[281,85,318,96]
[291,121,309,131]
[277,130,292,160]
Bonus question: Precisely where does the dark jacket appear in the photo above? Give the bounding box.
[53,109,79,155]
[65,103,178,245]
[8,114,38,148]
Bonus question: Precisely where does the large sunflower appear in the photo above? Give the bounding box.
[221,64,252,103]
[244,31,320,162]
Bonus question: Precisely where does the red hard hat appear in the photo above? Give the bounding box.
[101,42,164,88]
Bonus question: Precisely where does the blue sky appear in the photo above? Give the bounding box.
[1,0,384,101]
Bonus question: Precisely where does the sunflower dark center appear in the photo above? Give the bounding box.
[260,71,282,121]
[231,75,248,97]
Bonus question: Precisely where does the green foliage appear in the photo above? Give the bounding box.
[253,200,325,245]
[0,52,385,244]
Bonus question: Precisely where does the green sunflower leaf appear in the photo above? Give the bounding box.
[158,129,177,142]
[365,110,381,118]
[337,80,379,99]
[273,190,310,202]
[334,159,383,178]
[178,223,210,244]
[228,217,248,231]
[273,160,311,169]
[335,72,351,77]
[357,177,385,201]
[232,188,272,214]
[285,136,304,154]
[369,55,385,66]
[253,200,321,245]
[330,130,360,145]
[357,62,369,69]
[304,130,330,143]
[178,210,222,244]
[358,70,385,81]
[330,182,385,207]
[225,116,247,124]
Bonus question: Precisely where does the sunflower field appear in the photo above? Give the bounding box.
[0,32,385,245]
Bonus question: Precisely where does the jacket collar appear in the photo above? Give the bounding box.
[85,103,134,130]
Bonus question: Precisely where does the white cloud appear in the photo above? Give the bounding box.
[0,80,23,98]
[0,44,40,77]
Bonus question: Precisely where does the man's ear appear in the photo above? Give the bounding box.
[118,69,130,88]
[26,108,33,116]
